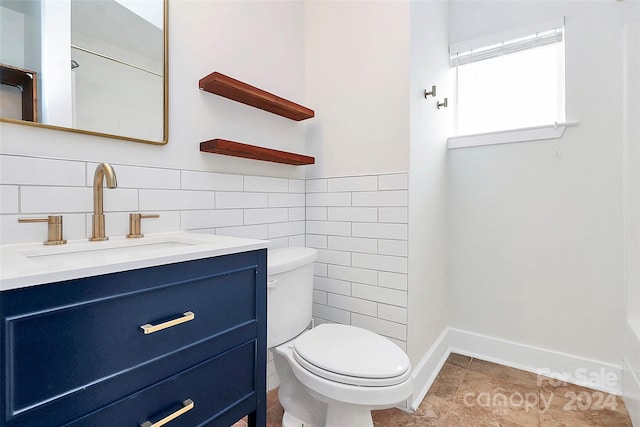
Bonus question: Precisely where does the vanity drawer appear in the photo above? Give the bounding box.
[68,339,258,427]
[1,250,267,426]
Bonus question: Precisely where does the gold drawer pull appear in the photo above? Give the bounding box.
[140,311,195,334]
[140,399,194,427]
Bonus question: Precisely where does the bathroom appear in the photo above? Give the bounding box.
[0,0,638,426]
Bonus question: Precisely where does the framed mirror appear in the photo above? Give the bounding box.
[0,0,168,145]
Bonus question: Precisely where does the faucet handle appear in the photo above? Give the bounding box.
[19,215,67,245]
[127,213,160,239]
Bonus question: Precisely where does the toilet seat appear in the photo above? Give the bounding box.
[292,324,411,387]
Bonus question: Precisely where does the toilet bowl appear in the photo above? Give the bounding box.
[267,247,413,427]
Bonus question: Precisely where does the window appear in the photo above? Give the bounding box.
[451,19,565,137]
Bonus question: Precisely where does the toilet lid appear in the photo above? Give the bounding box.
[292,324,410,386]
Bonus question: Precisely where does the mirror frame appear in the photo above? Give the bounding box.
[0,0,168,145]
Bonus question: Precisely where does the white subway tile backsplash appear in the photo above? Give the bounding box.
[352,223,408,240]
[181,170,243,191]
[352,222,408,240]
[268,221,305,238]
[244,208,288,225]
[181,209,244,229]
[314,276,351,295]
[378,239,408,256]
[269,237,290,249]
[216,224,268,240]
[306,192,351,207]
[351,313,407,341]
[245,176,289,193]
[268,193,305,208]
[288,179,305,193]
[352,253,407,274]
[328,294,377,317]
[327,236,377,254]
[378,304,407,323]
[88,163,179,189]
[378,173,408,190]
[378,271,408,291]
[21,187,92,213]
[378,207,408,223]
[313,303,351,324]
[316,248,351,266]
[289,234,306,247]
[141,189,214,211]
[327,207,377,222]
[313,290,328,305]
[306,221,351,236]
[306,234,327,249]
[328,265,377,286]
[216,192,267,209]
[103,189,139,212]
[306,207,327,221]
[327,176,378,192]
[352,190,408,207]
[314,263,328,277]
[288,207,305,221]
[0,186,19,214]
[1,156,85,186]
[306,179,327,193]
[352,283,407,307]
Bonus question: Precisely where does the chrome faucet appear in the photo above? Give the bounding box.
[90,162,118,241]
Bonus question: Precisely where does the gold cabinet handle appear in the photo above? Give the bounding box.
[140,399,194,427]
[140,311,195,334]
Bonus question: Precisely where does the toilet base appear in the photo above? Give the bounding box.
[281,402,374,427]
[282,411,308,427]
[324,402,374,427]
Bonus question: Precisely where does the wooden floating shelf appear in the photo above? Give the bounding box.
[199,72,314,121]
[200,139,315,166]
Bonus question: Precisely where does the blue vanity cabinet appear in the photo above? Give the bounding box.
[0,249,267,427]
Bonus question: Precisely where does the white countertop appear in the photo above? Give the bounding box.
[0,232,269,291]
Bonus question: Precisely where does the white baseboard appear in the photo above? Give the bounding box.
[624,321,640,426]
[410,327,624,410]
[623,358,640,427]
[408,327,451,410]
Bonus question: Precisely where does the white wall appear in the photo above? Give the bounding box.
[304,0,410,179]
[407,0,450,369]
[0,0,308,180]
[448,1,637,366]
[623,20,640,427]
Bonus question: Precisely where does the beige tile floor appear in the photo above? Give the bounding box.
[232,353,634,426]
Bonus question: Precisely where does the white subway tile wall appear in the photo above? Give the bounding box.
[0,154,305,248]
[306,173,409,351]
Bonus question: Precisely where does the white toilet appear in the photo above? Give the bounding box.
[267,247,413,427]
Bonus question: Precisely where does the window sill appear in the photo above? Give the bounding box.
[447,122,579,149]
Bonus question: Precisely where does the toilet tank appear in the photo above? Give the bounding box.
[267,247,317,348]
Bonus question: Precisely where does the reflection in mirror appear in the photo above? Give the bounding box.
[0,0,167,144]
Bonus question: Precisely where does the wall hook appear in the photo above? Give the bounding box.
[424,86,436,98]
[437,98,448,109]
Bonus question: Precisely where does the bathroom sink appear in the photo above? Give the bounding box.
[20,235,211,265]
[0,232,269,291]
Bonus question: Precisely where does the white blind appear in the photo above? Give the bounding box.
[450,21,564,68]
